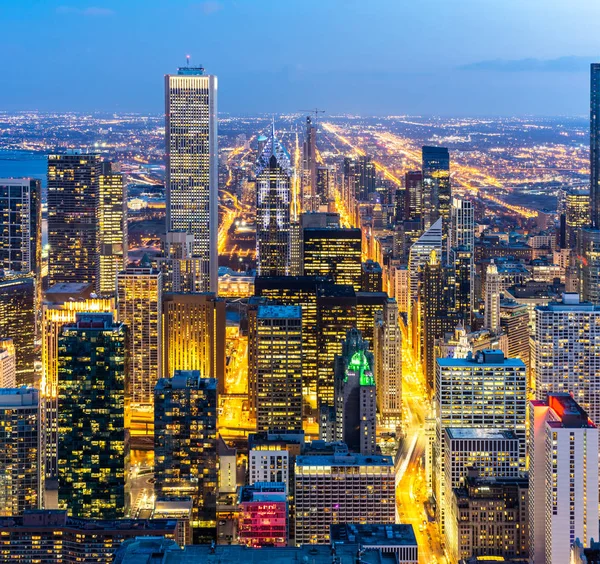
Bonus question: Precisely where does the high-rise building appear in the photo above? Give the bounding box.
[332,329,376,454]
[316,166,334,204]
[404,171,422,222]
[0,274,36,386]
[255,276,327,419]
[446,475,529,563]
[294,453,395,545]
[533,293,600,447]
[0,339,16,388]
[499,299,530,379]
[484,260,501,332]
[97,163,127,296]
[58,312,129,519]
[165,63,218,293]
[0,388,42,516]
[450,245,473,325]
[47,152,101,287]
[361,260,383,292]
[302,116,317,211]
[558,188,590,248]
[590,63,600,229]
[255,125,292,276]
[41,285,114,478]
[0,178,41,278]
[434,350,527,530]
[303,227,362,291]
[161,293,225,391]
[316,284,357,411]
[248,446,290,490]
[529,394,598,564]
[154,371,217,540]
[254,305,303,433]
[117,260,162,409]
[578,228,600,304]
[421,146,450,234]
[158,231,204,293]
[355,291,388,345]
[355,155,376,201]
[449,197,474,254]
[238,482,288,548]
[374,298,402,429]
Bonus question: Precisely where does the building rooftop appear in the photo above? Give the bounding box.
[296,452,393,468]
[156,372,216,391]
[546,393,596,428]
[0,387,39,408]
[445,428,519,441]
[257,304,302,319]
[437,349,525,368]
[330,523,417,547]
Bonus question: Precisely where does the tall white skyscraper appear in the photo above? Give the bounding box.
[165,62,218,292]
[533,293,600,449]
[484,260,501,332]
[449,197,474,252]
[529,394,598,564]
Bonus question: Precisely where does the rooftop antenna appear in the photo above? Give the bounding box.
[186,54,190,66]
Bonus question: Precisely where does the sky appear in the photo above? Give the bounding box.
[1,0,600,116]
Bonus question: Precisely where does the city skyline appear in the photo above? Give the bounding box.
[0,0,599,116]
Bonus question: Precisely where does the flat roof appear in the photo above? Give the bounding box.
[257,305,302,319]
[330,523,417,547]
[445,428,519,441]
[296,453,393,467]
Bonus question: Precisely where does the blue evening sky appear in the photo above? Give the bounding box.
[1,0,599,115]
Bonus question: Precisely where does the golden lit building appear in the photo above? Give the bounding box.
[303,228,362,291]
[41,283,114,478]
[254,305,303,433]
[162,293,225,391]
[117,259,162,410]
[97,164,127,295]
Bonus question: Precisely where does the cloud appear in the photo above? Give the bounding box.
[56,6,115,16]
[191,1,224,15]
[458,56,592,73]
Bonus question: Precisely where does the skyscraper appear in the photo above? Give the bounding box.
[254,305,303,433]
[529,394,598,564]
[0,178,41,277]
[0,274,36,386]
[590,63,600,228]
[302,116,317,211]
[165,63,218,292]
[484,260,501,332]
[154,371,217,541]
[404,170,422,222]
[162,292,225,389]
[57,312,129,519]
[117,260,162,409]
[302,227,362,291]
[0,339,15,388]
[421,146,450,235]
[47,152,101,287]
[255,126,292,276]
[374,298,402,429]
[0,388,42,516]
[97,163,127,296]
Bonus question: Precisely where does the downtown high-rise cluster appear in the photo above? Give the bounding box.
[1,60,600,564]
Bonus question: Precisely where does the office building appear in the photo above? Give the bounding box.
[316,284,357,411]
[451,245,473,325]
[0,178,41,277]
[450,197,474,254]
[294,452,395,545]
[374,298,402,429]
[0,274,36,386]
[404,170,422,222]
[97,163,127,295]
[162,292,225,392]
[0,339,15,388]
[255,276,326,418]
[446,475,529,563]
[330,524,418,564]
[303,227,362,291]
[356,290,388,345]
[591,63,600,228]
[0,388,42,516]
[57,313,129,519]
[117,260,162,408]
[254,305,303,433]
[154,372,217,539]
[331,329,376,454]
[356,155,376,201]
[435,350,527,530]
[499,299,530,378]
[41,287,114,478]
[361,259,383,292]
[421,146,450,234]
[47,152,101,286]
[316,166,334,204]
[533,293,600,447]
[529,394,598,564]
[0,510,177,564]
[578,228,600,304]
[248,448,290,490]
[484,260,501,332]
[165,63,218,292]
[158,231,203,293]
[256,125,293,276]
[238,482,288,548]
[558,188,590,248]
[302,116,317,211]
